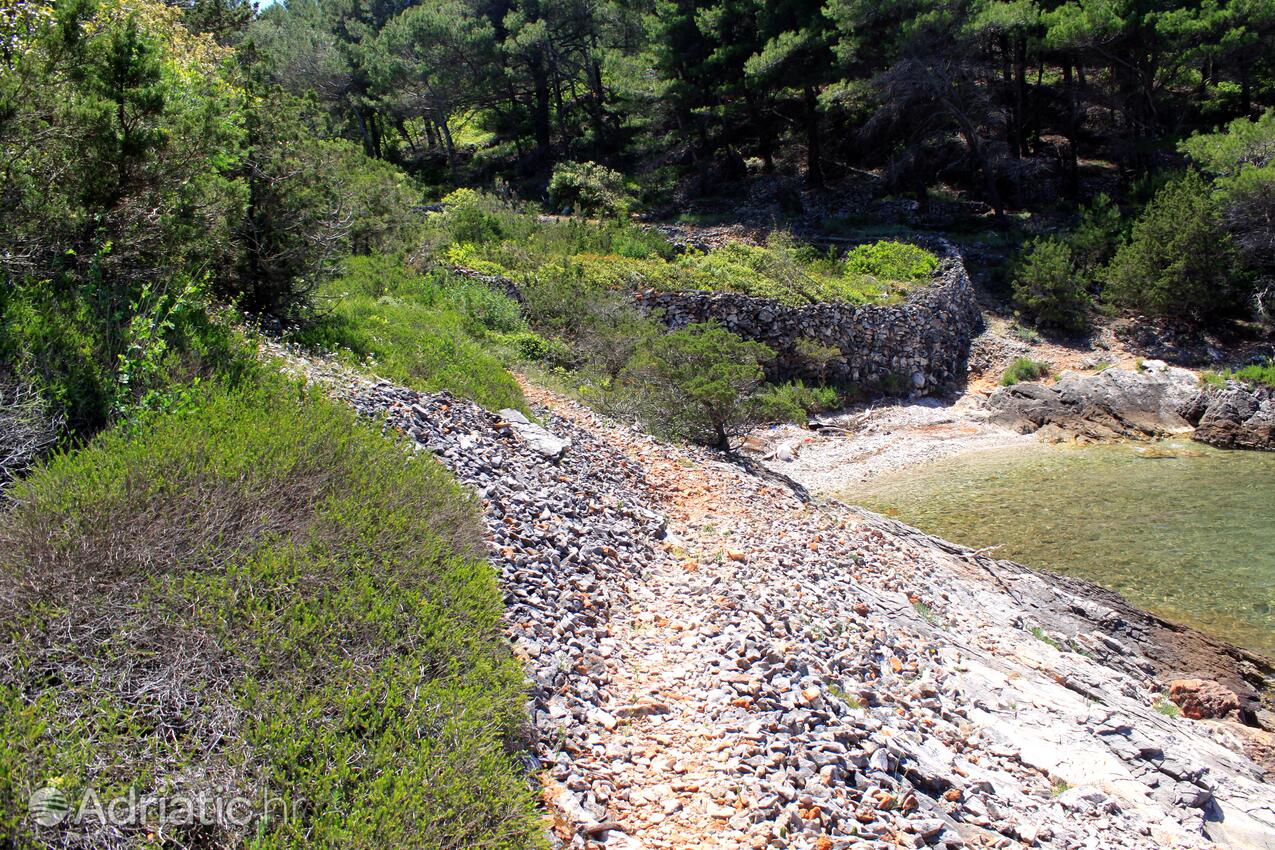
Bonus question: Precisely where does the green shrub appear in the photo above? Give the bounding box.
[1000,357,1051,385]
[625,322,775,449]
[757,381,841,424]
[491,329,575,366]
[1011,237,1091,331]
[439,188,510,244]
[0,277,256,439]
[1203,358,1275,388]
[1103,171,1248,323]
[547,160,633,217]
[0,379,541,849]
[843,240,939,282]
[294,260,526,411]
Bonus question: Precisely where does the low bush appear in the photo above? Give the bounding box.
[547,161,634,217]
[0,378,541,849]
[843,240,939,282]
[1000,357,1051,385]
[624,322,775,449]
[1,277,256,439]
[757,381,841,424]
[294,257,526,411]
[1202,358,1275,388]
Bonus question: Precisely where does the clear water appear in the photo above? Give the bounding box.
[848,442,1275,657]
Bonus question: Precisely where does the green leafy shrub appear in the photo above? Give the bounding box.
[0,379,541,849]
[843,241,939,282]
[547,161,633,217]
[1011,237,1091,331]
[491,329,575,366]
[0,278,255,438]
[1202,358,1275,388]
[440,188,510,244]
[625,322,775,449]
[757,381,841,424]
[1103,171,1248,323]
[1000,357,1051,385]
[294,259,526,411]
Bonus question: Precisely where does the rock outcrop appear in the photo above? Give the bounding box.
[1188,383,1275,451]
[987,362,1201,442]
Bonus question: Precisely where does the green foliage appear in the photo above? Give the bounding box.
[1030,626,1063,650]
[1011,237,1091,331]
[757,381,841,424]
[0,276,255,437]
[0,378,541,849]
[1103,171,1248,322]
[1202,358,1275,388]
[1069,193,1125,276]
[843,241,939,282]
[439,188,510,245]
[1154,698,1182,717]
[292,257,527,411]
[547,161,634,217]
[1001,357,1051,385]
[232,92,425,320]
[625,322,775,449]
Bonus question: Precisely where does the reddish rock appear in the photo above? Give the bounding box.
[1168,678,1240,720]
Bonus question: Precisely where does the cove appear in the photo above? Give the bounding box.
[847,441,1275,657]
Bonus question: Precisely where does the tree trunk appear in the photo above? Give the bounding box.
[1062,60,1079,199]
[530,59,552,157]
[804,85,823,188]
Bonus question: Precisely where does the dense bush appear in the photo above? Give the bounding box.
[0,378,541,849]
[624,322,775,449]
[843,241,939,282]
[1103,171,1247,323]
[1011,237,1091,331]
[757,381,841,424]
[232,94,425,320]
[547,161,633,217]
[1000,357,1051,385]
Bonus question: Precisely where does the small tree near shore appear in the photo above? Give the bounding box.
[627,322,774,450]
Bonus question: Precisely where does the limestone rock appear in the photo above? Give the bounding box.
[1189,383,1275,451]
[986,365,1200,441]
[498,408,571,460]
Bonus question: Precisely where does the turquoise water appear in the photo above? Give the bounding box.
[848,442,1275,657]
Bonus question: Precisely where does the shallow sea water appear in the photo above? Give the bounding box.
[848,441,1275,657]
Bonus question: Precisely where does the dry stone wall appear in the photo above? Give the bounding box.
[634,250,981,396]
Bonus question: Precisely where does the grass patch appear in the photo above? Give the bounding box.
[0,377,541,849]
[1201,358,1275,389]
[1050,779,1070,796]
[428,191,938,307]
[912,600,941,626]
[292,255,528,412]
[1001,357,1051,386]
[1030,626,1064,650]
[1154,697,1182,717]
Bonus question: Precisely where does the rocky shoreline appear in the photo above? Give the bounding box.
[269,342,1274,850]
